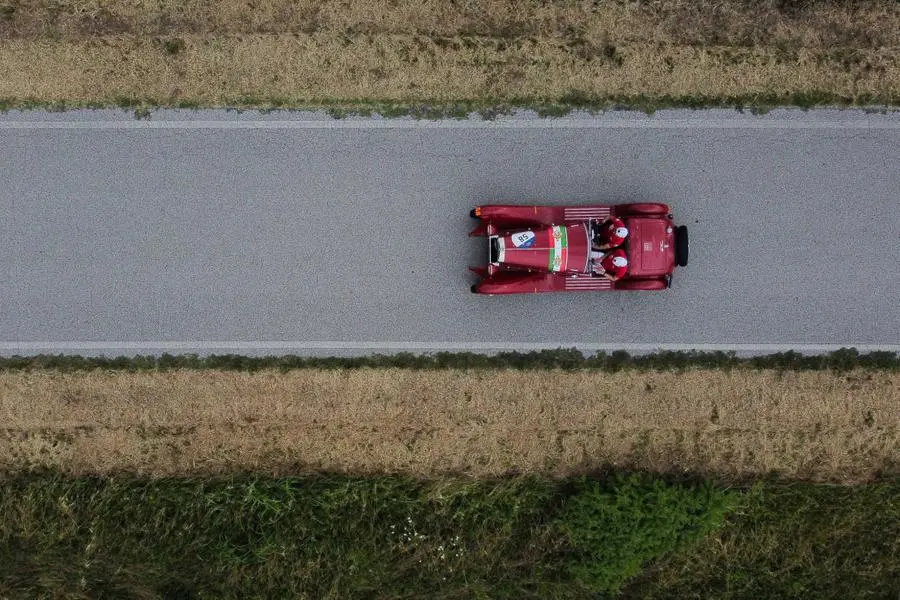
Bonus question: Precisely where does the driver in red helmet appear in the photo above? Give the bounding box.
[591,248,628,281]
[593,216,629,250]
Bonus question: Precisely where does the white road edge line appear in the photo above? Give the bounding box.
[2,118,900,130]
[1,342,898,353]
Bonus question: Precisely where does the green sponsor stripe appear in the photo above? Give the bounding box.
[549,225,563,271]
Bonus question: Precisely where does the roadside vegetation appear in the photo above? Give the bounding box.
[1,350,897,482]
[1,349,897,597]
[1,0,899,114]
[1,471,897,600]
[3,347,898,372]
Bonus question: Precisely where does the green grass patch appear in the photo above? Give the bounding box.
[0,472,897,599]
[0,472,734,599]
[621,480,900,599]
[0,348,897,373]
[560,474,738,595]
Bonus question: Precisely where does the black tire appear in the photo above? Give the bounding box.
[470,208,480,219]
[490,238,500,263]
[470,284,480,294]
[675,226,689,267]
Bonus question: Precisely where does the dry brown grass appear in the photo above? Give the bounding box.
[1,368,897,482]
[1,0,898,107]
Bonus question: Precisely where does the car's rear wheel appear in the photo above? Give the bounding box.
[470,284,479,294]
[675,226,689,267]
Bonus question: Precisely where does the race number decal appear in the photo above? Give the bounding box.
[511,231,536,248]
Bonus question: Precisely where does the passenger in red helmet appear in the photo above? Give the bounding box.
[593,217,629,250]
[591,248,628,281]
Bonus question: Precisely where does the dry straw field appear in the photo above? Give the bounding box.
[1,368,897,482]
[1,0,899,108]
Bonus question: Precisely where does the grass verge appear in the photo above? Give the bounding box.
[1,0,899,113]
[1,363,897,482]
[0,471,896,600]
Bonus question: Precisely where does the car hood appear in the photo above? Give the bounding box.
[625,217,676,277]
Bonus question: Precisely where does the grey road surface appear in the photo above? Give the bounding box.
[1,108,899,356]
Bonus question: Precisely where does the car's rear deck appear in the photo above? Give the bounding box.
[489,223,592,274]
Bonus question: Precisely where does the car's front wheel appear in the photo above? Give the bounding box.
[616,203,670,217]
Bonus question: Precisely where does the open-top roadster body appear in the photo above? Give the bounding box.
[468,203,688,294]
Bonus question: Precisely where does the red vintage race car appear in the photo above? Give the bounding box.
[468,203,688,294]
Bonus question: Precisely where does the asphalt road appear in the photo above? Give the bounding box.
[1,108,899,356]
